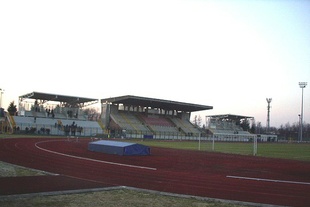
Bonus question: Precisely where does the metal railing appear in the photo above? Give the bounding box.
[13,123,103,137]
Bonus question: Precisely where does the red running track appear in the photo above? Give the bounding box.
[0,138,310,206]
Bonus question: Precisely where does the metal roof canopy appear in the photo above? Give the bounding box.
[206,114,253,120]
[101,95,213,112]
[19,92,98,107]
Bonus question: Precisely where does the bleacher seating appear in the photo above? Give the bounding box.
[208,121,251,135]
[110,112,200,136]
[110,112,151,133]
[13,115,103,136]
[169,117,201,135]
[139,114,174,127]
[138,114,178,134]
[14,108,202,138]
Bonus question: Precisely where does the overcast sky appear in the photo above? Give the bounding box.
[1,0,309,127]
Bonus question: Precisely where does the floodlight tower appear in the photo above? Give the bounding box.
[0,88,4,108]
[299,82,307,142]
[266,98,272,133]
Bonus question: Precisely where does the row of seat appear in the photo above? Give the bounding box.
[169,117,200,134]
[110,112,199,135]
[210,129,251,135]
[13,116,103,136]
[22,110,87,120]
[139,114,174,127]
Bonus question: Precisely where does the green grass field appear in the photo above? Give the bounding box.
[131,139,310,161]
[1,134,309,161]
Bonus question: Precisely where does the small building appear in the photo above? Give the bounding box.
[256,134,278,142]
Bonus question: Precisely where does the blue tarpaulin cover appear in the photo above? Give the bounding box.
[88,140,150,156]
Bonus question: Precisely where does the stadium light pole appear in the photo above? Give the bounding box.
[0,88,4,108]
[266,98,272,134]
[253,135,257,156]
[299,82,307,142]
[198,133,201,150]
[298,114,301,141]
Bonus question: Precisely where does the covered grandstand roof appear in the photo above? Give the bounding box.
[19,92,98,106]
[101,95,213,112]
[206,114,253,120]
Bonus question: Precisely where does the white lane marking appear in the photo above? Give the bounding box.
[227,175,310,185]
[35,140,157,171]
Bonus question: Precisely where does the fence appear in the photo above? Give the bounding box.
[109,129,204,140]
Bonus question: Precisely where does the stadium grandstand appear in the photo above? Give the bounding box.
[4,92,103,136]
[0,91,276,142]
[205,114,257,141]
[101,95,213,139]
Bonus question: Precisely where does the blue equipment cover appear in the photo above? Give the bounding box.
[88,140,150,156]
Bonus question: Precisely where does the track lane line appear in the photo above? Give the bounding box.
[227,175,310,185]
[35,140,157,171]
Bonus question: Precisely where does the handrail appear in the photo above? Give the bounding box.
[6,114,16,133]
[120,112,139,132]
[97,119,105,130]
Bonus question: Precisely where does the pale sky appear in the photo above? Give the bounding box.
[1,0,309,127]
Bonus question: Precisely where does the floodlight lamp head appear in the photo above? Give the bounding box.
[299,82,307,88]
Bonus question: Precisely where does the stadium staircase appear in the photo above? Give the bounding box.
[97,119,105,131]
[120,112,138,131]
[8,114,16,128]
[110,112,151,134]
[169,117,200,135]
[6,114,16,134]
[110,113,132,130]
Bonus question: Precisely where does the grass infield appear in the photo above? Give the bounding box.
[130,139,310,161]
[1,134,309,161]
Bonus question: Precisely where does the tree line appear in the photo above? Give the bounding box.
[249,120,310,141]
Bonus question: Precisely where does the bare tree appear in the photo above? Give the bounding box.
[192,115,202,128]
